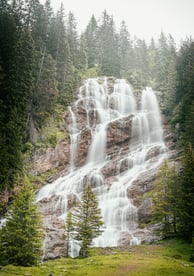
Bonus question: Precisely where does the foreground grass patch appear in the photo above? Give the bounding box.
[0,239,193,276]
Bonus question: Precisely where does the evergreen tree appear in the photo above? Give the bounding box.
[0,177,42,266]
[71,185,103,257]
[67,11,79,68]
[149,160,179,237]
[118,20,133,80]
[28,51,57,136]
[78,34,88,77]
[148,38,158,87]
[130,38,149,89]
[154,32,177,115]
[177,144,194,242]
[155,31,169,92]
[64,211,73,257]
[0,3,35,190]
[84,14,98,68]
[97,10,120,77]
[65,11,80,97]
[176,39,194,146]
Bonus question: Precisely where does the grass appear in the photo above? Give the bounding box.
[0,239,194,276]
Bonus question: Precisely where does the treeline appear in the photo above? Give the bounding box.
[0,0,193,230]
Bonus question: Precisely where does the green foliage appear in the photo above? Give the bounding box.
[29,51,57,131]
[0,176,43,266]
[81,67,98,78]
[190,237,194,262]
[21,142,33,153]
[83,15,98,68]
[97,11,120,77]
[149,160,179,237]
[0,4,36,190]
[71,185,104,257]
[176,39,194,146]
[149,147,194,247]
[177,144,194,242]
[64,211,73,257]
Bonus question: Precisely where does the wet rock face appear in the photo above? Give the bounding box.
[106,115,134,149]
[31,140,70,176]
[74,128,92,167]
[34,77,178,259]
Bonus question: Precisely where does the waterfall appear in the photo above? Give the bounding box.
[87,123,107,165]
[68,107,78,171]
[37,77,167,258]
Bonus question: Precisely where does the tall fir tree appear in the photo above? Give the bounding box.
[131,38,149,89]
[149,160,179,237]
[148,38,158,88]
[177,144,194,242]
[64,211,73,257]
[71,185,103,257]
[84,15,98,68]
[97,10,120,77]
[0,177,43,266]
[176,39,194,146]
[118,20,133,80]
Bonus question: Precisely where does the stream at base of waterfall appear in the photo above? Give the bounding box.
[37,77,168,258]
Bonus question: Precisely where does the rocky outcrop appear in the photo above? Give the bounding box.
[107,115,134,149]
[74,128,92,167]
[31,140,70,175]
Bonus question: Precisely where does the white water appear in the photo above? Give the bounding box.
[68,107,79,171]
[37,78,167,257]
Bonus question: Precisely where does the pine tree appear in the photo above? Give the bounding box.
[84,14,98,68]
[177,144,194,242]
[131,38,149,88]
[118,20,133,80]
[0,177,43,266]
[148,38,157,87]
[77,34,88,77]
[154,32,178,115]
[67,11,79,67]
[28,51,57,134]
[176,39,194,146]
[150,160,179,237]
[97,10,120,77]
[64,211,73,257]
[71,185,103,257]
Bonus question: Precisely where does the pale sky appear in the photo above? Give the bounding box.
[41,0,194,45]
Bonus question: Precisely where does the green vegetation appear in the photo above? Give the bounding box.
[0,177,42,266]
[148,160,179,238]
[148,147,194,245]
[68,185,104,257]
[0,239,193,275]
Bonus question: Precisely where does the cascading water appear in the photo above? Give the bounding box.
[68,107,78,171]
[37,77,168,258]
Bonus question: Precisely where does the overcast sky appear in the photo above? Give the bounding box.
[41,0,194,45]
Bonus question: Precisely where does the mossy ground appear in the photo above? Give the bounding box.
[0,239,193,276]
